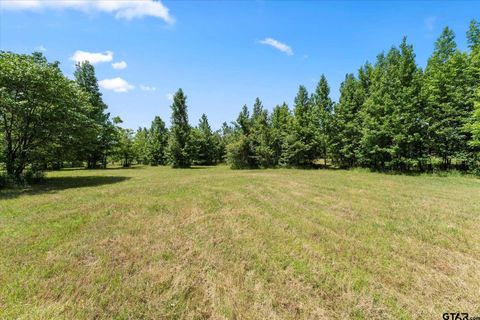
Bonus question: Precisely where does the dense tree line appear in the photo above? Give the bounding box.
[1,20,480,183]
[227,21,480,172]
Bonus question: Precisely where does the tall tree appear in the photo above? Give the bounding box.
[147,116,168,165]
[195,113,215,165]
[270,103,292,166]
[330,73,363,167]
[467,19,480,50]
[167,89,192,168]
[0,52,92,179]
[227,104,255,168]
[74,61,110,168]
[250,98,273,167]
[133,127,149,164]
[423,27,471,169]
[390,38,426,170]
[312,74,334,166]
[466,88,480,148]
[281,85,317,167]
[359,38,426,170]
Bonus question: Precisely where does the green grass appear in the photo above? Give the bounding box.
[1,165,479,319]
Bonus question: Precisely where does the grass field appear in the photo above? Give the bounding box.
[0,166,479,319]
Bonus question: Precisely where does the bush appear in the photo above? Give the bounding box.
[226,135,254,169]
[0,170,45,188]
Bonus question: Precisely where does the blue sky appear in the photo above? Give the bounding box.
[1,1,479,130]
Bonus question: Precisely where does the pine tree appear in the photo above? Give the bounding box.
[423,27,471,169]
[359,38,426,170]
[330,73,363,167]
[390,38,425,170]
[196,114,215,165]
[168,89,192,168]
[271,103,292,166]
[281,86,316,167]
[147,116,169,165]
[466,88,480,147]
[133,127,149,164]
[359,51,392,169]
[312,74,334,166]
[235,105,251,135]
[250,98,273,167]
[74,61,111,168]
[467,19,480,50]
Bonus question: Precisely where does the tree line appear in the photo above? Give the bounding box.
[1,21,480,183]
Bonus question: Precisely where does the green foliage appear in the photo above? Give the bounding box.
[281,86,318,167]
[0,51,93,180]
[312,74,334,166]
[133,127,149,165]
[192,114,216,165]
[147,116,168,165]
[226,134,252,169]
[3,20,480,175]
[423,29,472,168]
[112,124,135,167]
[466,88,480,147]
[270,103,292,166]
[359,38,427,170]
[74,61,112,169]
[330,73,364,167]
[167,89,192,168]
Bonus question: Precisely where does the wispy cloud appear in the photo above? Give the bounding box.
[140,85,156,92]
[112,61,127,70]
[424,16,437,31]
[71,50,113,64]
[99,77,134,93]
[1,0,175,24]
[34,44,47,52]
[259,38,293,56]
[166,93,174,101]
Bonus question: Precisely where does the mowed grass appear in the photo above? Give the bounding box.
[0,166,479,319]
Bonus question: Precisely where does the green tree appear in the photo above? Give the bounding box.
[312,74,334,166]
[167,89,192,168]
[147,116,168,165]
[467,19,480,50]
[423,27,471,169]
[330,73,363,167]
[281,85,316,167]
[0,52,92,179]
[466,88,480,148]
[359,38,425,170]
[74,61,111,168]
[195,113,215,165]
[133,127,149,164]
[270,103,292,166]
[250,98,273,167]
[116,128,135,167]
[227,105,254,168]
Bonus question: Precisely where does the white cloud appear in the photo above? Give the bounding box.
[34,44,47,52]
[140,85,156,91]
[166,93,174,101]
[1,0,174,24]
[99,77,134,92]
[259,38,293,56]
[424,16,437,31]
[71,50,113,64]
[112,60,127,70]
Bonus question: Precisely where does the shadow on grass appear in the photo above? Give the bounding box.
[0,176,130,199]
[56,165,143,172]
